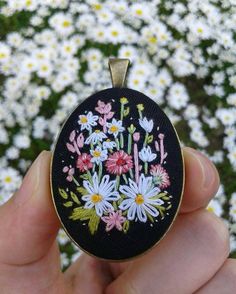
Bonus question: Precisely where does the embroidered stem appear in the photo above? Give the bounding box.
[159,134,165,165]
[116,175,120,189]
[122,174,128,184]
[87,170,93,184]
[115,137,120,150]
[143,132,149,148]
[144,162,148,175]
[98,163,103,181]
[73,141,81,155]
[127,133,132,154]
[72,176,80,186]
[134,143,139,184]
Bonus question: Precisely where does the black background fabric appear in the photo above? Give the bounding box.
[51,87,184,261]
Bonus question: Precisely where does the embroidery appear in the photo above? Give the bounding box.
[58,97,172,235]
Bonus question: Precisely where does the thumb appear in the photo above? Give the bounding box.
[0,151,60,266]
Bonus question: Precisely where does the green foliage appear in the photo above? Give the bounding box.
[59,188,68,199]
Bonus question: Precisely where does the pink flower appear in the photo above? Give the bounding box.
[76,153,93,172]
[63,166,75,182]
[95,100,113,115]
[77,133,84,148]
[101,210,126,232]
[133,132,140,142]
[150,164,170,189]
[105,151,133,175]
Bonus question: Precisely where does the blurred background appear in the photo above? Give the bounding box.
[0,0,236,268]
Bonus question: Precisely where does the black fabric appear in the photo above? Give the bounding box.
[51,87,184,261]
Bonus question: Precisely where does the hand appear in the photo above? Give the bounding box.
[0,147,233,294]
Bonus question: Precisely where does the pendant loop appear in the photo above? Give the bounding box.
[108,58,130,88]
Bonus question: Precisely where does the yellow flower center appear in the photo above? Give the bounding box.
[93,4,102,10]
[0,53,6,59]
[110,125,118,133]
[93,150,101,157]
[80,116,88,124]
[207,207,214,213]
[4,176,12,183]
[91,194,103,203]
[62,20,71,28]
[111,30,118,37]
[120,97,128,104]
[95,130,100,133]
[148,36,157,44]
[136,9,143,15]
[197,28,203,33]
[135,194,144,205]
[41,65,48,72]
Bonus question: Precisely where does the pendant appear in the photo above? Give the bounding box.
[50,58,184,261]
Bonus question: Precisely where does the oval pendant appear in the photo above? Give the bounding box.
[50,59,184,261]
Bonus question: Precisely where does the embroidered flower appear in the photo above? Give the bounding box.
[101,210,126,232]
[139,146,157,162]
[102,139,116,149]
[139,117,154,133]
[76,153,93,172]
[90,146,108,164]
[95,100,113,115]
[150,164,170,189]
[85,129,107,145]
[63,166,74,182]
[82,173,120,217]
[78,111,98,131]
[119,174,164,223]
[107,118,125,137]
[105,150,133,175]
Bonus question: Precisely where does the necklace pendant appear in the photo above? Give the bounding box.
[51,58,184,261]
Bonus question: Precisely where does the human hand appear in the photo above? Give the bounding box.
[0,148,233,294]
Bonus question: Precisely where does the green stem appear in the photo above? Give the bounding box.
[115,137,120,150]
[116,175,120,190]
[120,133,124,149]
[129,169,134,179]
[138,110,143,119]
[98,163,103,181]
[127,133,132,154]
[144,162,148,175]
[72,176,80,186]
[143,132,149,147]
[87,170,93,184]
[122,174,128,184]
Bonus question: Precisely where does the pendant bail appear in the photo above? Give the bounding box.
[108,58,130,88]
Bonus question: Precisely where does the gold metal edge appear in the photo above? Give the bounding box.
[49,88,185,263]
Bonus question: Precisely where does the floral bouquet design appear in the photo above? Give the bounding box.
[58,97,172,235]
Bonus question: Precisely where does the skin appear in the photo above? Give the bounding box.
[0,146,235,294]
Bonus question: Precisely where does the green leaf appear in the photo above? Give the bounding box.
[80,174,89,180]
[123,220,130,233]
[63,201,73,207]
[150,192,167,200]
[70,191,81,205]
[124,107,130,117]
[147,212,154,223]
[59,188,68,199]
[147,134,153,143]
[77,186,88,196]
[88,211,100,235]
[166,204,172,210]
[70,207,93,221]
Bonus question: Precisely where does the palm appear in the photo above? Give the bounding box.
[0,149,234,294]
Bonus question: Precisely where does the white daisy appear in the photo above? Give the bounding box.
[107,118,125,137]
[90,146,108,164]
[119,174,163,223]
[139,146,157,162]
[139,117,154,133]
[82,173,120,217]
[102,139,117,149]
[78,111,98,131]
[85,129,107,145]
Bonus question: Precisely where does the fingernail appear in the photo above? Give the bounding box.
[184,147,219,189]
[14,151,48,205]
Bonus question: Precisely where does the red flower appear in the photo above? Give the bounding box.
[105,150,133,175]
[150,164,170,189]
[76,153,93,172]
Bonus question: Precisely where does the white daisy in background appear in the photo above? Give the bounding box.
[82,172,120,217]
[119,174,164,223]
[90,146,108,164]
[139,117,154,133]
[0,167,21,192]
[139,146,157,162]
[107,118,124,137]
[78,111,98,131]
[85,129,107,145]
[102,139,116,150]
[207,199,223,217]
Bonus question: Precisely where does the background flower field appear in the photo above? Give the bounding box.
[0,0,235,268]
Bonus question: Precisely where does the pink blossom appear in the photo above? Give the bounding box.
[133,132,140,142]
[76,153,93,172]
[105,151,133,175]
[150,164,170,189]
[77,133,84,148]
[69,130,76,142]
[63,166,75,182]
[95,100,112,114]
[101,210,126,232]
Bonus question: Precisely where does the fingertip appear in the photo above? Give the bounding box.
[180,147,220,213]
